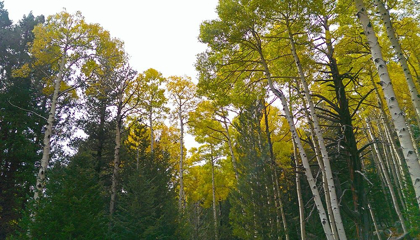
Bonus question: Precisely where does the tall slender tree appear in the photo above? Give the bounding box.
[354,0,420,209]
[167,75,197,211]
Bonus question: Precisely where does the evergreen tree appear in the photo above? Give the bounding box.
[229,99,284,239]
[111,125,180,239]
[0,5,45,237]
[12,152,108,239]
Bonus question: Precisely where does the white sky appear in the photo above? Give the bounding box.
[4,0,220,150]
[3,0,218,80]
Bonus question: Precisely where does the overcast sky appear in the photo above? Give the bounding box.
[4,0,220,149]
[3,0,219,80]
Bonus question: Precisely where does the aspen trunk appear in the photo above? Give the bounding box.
[263,103,289,240]
[301,96,339,240]
[178,112,185,211]
[210,152,218,240]
[110,106,122,217]
[286,21,347,240]
[371,71,408,186]
[221,112,239,181]
[407,125,420,159]
[379,120,407,210]
[382,118,407,187]
[366,119,408,233]
[96,99,107,175]
[369,143,395,224]
[375,0,420,127]
[258,58,333,239]
[368,202,382,240]
[34,53,66,201]
[355,0,420,209]
[293,140,306,240]
[149,110,154,152]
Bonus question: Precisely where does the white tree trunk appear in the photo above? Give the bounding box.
[178,112,185,211]
[286,22,347,240]
[110,113,122,216]
[382,118,407,188]
[368,202,382,240]
[261,68,333,239]
[379,120,407,210]
[293,140,306,240]
[222,113,239,181]
[255,30,333,238]
[263,103,289,240]
[149,110,154,152]
[366,119,407,233]
[210,152,218,240]
[301,96,339,240]
[375,0,420,127]
[355,0,420,209]
[34,54,66,201]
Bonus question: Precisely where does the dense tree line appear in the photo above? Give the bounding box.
[1,0,420,239]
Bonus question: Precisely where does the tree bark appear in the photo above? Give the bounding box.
[149,109,154,152]
[286,21,347,240]
[355,0,420,209]
[301,96,339,240]
[368,202,382,240]
[263,103,289,240]
[96,98,107,176]
[366,118,408,234]
[293,140,306,240]
[257,54,334,239]
[210,150,218,240]
[34,53,66,201]
[375,0,420,128]
[178,111,185,211]
[322,16,370,238]
[109,103,122,217]
[221,111,239,181]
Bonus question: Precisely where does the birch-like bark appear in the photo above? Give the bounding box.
[210,152,218,240]
[301,96,339,240]
[178,112,185,211]
[366,118,407,233]
[407,124,420,159]
[379,120,407,210]
[375,0,420,127]
[371,71,407,185]
[34,53,66,201]
[286,21,347,240]
[368,202,382,240]
[149,110,154,152]
[355,0,420,208]
[109,101,123,217]
[263,104,289,240]
[382,118,406,187]
[258,58,333,239]
[293,140,306,240]
[221,112,239,181]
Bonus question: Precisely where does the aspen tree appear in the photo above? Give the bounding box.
[293,139,306,240]
[366,118,408,234]
[24,11,106,201]
[284,19,347,240]
[109,63,139,217]
[135,68,167,152]
[375,0,420,127]
[167,76,197,211]
[355,0,420,208]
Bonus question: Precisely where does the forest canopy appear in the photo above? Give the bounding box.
[1,0,420,239]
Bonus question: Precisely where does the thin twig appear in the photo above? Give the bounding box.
[8,100,47,121]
